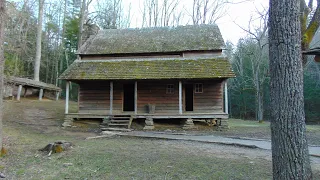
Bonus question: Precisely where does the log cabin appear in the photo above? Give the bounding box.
[59,24,235,129]
[303,47,320,62]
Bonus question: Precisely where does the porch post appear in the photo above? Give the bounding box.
[224,81,228,114]
[17,85,23,101]
[179,81,182,114]
[39,89,44,101]
[65,81,70,114]
[134,81,138,114]
[55,91,60,101]
[110,81,113,115]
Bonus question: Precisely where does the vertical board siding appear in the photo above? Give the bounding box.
[79,81,110,114]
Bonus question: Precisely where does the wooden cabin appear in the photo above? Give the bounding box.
[59,25,235,129]
[303,47,320,62]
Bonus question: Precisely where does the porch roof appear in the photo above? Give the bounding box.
[303,47,320,55]
[5,76,61,91]
[59,57,235,80]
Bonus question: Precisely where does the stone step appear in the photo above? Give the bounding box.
[110,119,130,121]
[112,117,131,119]
[101,127,133,132]
[109,123,129,126]
[110,120,130,123]
[112,115,131,118]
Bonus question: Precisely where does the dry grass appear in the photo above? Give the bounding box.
[0,100,319,179]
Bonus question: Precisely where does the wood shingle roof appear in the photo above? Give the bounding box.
[59,58,235,80]
[78,25,225,55]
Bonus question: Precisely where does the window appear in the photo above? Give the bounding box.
[195,83,203,93]
[166,84,174,94]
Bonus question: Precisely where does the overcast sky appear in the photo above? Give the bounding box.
[117,0,269,45]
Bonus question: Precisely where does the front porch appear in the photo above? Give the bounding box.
[62,79,230,130]
[63,112,229,130]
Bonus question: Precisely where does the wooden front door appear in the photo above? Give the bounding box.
[123,84,135,111]
[185,84,194,111]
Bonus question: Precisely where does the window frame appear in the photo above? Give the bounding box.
[194,83,203,93]
[166,84,175,94]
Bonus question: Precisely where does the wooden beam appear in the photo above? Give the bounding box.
[224,81,228,114]
[179,81,182,114]
[65,81,70,114]
[17,85,23,101]
[39,89,44,101]
[110,81,113,115]
[134,81,138,114]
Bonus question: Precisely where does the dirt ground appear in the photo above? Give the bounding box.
[1,99,320,179]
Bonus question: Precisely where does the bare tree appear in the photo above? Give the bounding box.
[93,0,129,29]
[191,0,227,25]
[269,0,312,178]
[141,0,180,27]
[160,0,180,26]
[78,0,86,49]
[34,0,44,81]
[0,0,6,155]
[235,9,269,122]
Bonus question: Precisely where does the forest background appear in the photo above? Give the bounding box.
[3,0,320,122]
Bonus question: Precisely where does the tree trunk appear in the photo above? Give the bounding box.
[257,88,263,121]
[78,0,86,49]
[34,0,44,81]
[269,0,312,179]
[0,0,6,154]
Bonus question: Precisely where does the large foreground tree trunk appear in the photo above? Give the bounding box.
[34,0,44,81]
[0,0,6,153]
[269,0,312,179]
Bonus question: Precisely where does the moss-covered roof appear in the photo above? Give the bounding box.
[4,76,61,91]
[78,25,225,55]
[59,58,235,80]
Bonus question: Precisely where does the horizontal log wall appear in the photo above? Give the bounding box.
[77,80,224,115]
[193,81,224,113]
[137,81,179,114]
[182,51,222,58]
[113,82,123,114]
[78,81,110,114]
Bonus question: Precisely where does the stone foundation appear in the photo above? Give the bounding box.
[218,119,229,130]
[143,117,155,130]
[62,115,74,127]
[182,118,197,129]
[100,116,111,128]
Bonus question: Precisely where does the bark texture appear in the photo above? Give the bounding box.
[78,0,86,49]
[34,0,44,81]
[0,0,5,153]
[269,0,312,179]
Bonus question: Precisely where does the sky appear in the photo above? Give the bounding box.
[118,0,269,45]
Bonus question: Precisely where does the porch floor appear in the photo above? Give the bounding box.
[66,112,228,119]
